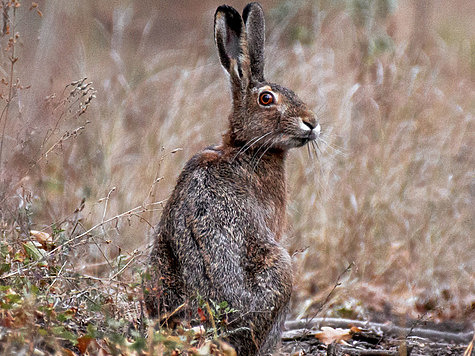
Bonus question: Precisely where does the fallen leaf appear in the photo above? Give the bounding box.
[61,347,77,356]
[77,336,94,354]
[0,310,15,328]
[315,326,353,345]
[30,230,54,250]
[22,241,47,266]
[197,307,207,322]
[217,340,237,356]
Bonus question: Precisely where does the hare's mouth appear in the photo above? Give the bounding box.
[295,122,321,145]
[294,136,314,147]
[273,122,321,149]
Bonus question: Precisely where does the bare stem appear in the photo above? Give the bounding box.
[0,5,16,174]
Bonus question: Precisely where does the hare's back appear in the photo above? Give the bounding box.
[160,145,255,244]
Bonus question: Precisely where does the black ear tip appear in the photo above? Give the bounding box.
[215,4,234,15]
[243,2,263,23]
[215,5,240,20]
[215,5,243,30]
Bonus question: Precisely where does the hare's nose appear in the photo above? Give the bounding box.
[299,117,315,131]
[301,119,314,130]
[298,115,321,141]
[299,116,320,135]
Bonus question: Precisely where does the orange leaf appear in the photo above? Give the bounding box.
[77,336,93,354]
[0,310,15,328]
[30,230,54,250]
[77,336,104,355]
[197,307,207,322]
[315,326,353,345]
[61,348,77,356]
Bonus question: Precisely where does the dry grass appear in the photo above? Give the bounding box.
[0,1,473,348]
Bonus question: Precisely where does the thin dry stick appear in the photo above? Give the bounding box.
[144,147,182,205]
[0,4,17,173]
[45,261,67,295]
[109,249,142,280]
[41,79,92,148]
[37,123,89,163]
[205,301,218,339]
[307,262,354,324]
[463,333,474,356]
[100,187,116,256]
[54,201,165,254]
[160,303,187,328]
[73,187,114,269]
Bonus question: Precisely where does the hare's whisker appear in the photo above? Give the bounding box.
[251,134,275,166]
[312,140,321,161]
[319,137,346,157]
[316,104,326,115]
[232,131,272,162]
[252,134,280,171]
[311,141,326,177]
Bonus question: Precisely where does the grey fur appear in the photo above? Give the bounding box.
[145,3,320,355]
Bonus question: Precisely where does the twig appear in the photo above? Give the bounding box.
[463,333,474,356]
[45,261,68,295]
[143,147,182,205]
[205,301,218,339]
[160,303,187,328]
[97,187,117,267]
[306,262,354,323]
[36,123,89,163]
[109,249,142,280]
[0,4,17,173]
[337,348,398,355]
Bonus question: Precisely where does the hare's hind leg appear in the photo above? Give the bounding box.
[257,303,289,356]
[249,246,293,355]
[145,234,185,325]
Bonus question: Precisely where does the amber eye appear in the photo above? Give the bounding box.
[259,91,275,106]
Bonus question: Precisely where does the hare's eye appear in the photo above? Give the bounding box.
[259,92,275,106]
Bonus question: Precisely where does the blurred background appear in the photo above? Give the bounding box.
[0,0,473,322]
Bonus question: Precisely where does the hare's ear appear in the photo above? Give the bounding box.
[214,5,250,82]
[243,2,265,81]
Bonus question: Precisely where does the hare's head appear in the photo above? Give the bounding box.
[214,2,320,152]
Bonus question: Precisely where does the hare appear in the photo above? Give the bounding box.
[145,2,320,355]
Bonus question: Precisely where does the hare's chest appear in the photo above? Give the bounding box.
[251,184,287,241]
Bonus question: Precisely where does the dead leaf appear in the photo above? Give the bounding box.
[22,241,47,266]
[197,307,207,323]
[90,338,111,356]
[0,310,15,328]
[30,230,54,250]
[61,347,77,356]
[77,336,95,354]
[315,326,353,345]
[217,340,237,356]
[190,325,206,339]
